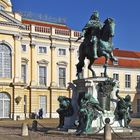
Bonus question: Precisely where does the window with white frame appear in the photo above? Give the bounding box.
[0,44,12,78]
[113,73,119,81]
[137,99,140,113]
[39,96,47,117]
[39,66,47,86]
[21,45,26,52]
[21,64,27,83]
[59,67,66,87]
[125,74,131,88]
[58,48,66,56]
[39,46,47,53]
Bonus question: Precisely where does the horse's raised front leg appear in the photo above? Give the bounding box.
[88,59,96,78]
[103,55,110,77]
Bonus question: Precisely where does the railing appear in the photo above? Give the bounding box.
[24,24,31,30]
[35,26,51,33]
[55,28,70,36]
[74,31,81,37]
[23,24,81,38]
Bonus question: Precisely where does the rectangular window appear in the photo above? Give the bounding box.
[39,96,47,117]
[39,46,47,53]
[21,64,26,83]
[137,99,140,113]
[113,73,119,81]
[125,74,131,88]
[59,67,66,87]
[137,75,140,89]
[21,45,26,52]
[39,66,47,86]
[58,49,66,56]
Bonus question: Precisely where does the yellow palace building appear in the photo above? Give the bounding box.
[0,0,140,120]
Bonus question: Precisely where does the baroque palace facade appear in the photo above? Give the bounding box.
[0,0,140,120]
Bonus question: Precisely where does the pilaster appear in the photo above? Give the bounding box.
[69,45,76,82]
[50,44,57,87]
[30,42,37,86]
[13,34,21,83]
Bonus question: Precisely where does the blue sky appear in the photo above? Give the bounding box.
[11,0,140,52]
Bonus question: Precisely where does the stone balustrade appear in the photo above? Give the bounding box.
[23,24,81,38]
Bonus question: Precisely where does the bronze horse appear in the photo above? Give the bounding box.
[76,18,117,79]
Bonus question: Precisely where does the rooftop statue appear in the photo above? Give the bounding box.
[76,11,117,79]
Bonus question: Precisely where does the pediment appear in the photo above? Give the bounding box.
[57,61,68,66]
[37,59,49,65]
[0,10,23,27]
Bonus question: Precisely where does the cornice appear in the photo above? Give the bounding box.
[0,82,11,86]
[0,10,20,24]
[29,33,50,39]
[0,11,25,29]
[51,43,69,48]
[28,85,48,90]
[0,29,21,36]
[50,35,69,41]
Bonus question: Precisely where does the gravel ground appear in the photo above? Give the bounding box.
[0,119,140,140]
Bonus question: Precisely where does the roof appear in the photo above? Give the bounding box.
[113,49,140,59]
[22,18,70,30]
[94,49,140,69]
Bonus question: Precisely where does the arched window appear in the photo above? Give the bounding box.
[0,92,10,118]
[0,44,12,78]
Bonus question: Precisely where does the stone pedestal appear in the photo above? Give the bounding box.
[65,77,132,133]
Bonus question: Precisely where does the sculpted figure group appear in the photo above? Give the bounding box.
[56,11,132,133]
[56,80,132,133]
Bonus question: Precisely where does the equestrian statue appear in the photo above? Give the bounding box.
[76,11,117,79]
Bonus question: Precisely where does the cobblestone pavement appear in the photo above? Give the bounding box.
[0,118,140,140]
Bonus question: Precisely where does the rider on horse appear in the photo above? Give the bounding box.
[76,11,117,79]
[77,11,102,59]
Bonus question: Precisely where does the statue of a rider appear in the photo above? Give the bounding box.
[77,11,102,59]
[76,11,117,79]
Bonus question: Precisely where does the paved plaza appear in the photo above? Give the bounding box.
[0,118,140,140]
